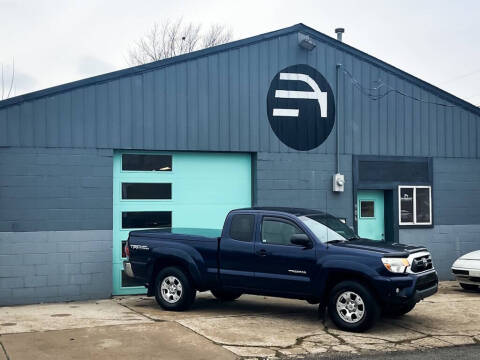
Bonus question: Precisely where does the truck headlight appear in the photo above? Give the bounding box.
[382,257,410,273]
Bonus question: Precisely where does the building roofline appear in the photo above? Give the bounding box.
[0,24,300,110]
[296,23,480,116]
[1,23,479,116]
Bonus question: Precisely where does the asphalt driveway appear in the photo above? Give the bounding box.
[0,282,479,359]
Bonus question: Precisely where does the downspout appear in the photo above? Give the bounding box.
[336,63,341,174]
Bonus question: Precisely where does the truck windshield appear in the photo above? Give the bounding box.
[299,214,358,243]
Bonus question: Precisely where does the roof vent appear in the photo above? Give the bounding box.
[335,28,345,42]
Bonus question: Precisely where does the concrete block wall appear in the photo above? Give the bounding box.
[255,152,353,224]
[400,225,480,280]
[0,147,113,232]
[0,230,112,305]
[0,147,114,305]
[434,158,480,225]
[400,158,480,280]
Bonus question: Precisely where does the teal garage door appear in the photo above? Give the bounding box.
[113,151,252,295]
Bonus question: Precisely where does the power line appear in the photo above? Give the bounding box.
[340,65,456,108]
[438,68,480,85]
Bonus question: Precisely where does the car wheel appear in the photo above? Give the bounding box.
[328,281,380,332]
[211,289,242,301]
[460,283,478,291]
[384,303,416,317]
[154,267,196,311]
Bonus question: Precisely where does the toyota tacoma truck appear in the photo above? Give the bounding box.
[124,207,438,332]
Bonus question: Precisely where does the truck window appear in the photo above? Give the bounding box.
[229,214,255,242]
[261,218,304,246]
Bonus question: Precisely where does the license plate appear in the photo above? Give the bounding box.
[470,270,480,277]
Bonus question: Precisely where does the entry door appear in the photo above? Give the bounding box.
[113,151,252,295]
[357,190,385,241]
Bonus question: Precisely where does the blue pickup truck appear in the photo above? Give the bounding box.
[124,207,438,332]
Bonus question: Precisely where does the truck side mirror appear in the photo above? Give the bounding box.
[290,234,313,248]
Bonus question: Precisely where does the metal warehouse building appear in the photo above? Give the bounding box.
[1,24,479,305]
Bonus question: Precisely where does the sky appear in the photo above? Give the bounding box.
[1,0,479,106]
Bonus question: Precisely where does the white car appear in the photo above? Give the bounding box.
[451,250,480,291]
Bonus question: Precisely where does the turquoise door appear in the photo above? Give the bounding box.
[357,190,385,241]
[113,151,252,295]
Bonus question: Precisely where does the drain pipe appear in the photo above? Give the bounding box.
[336,63,341,174]
[332,27,346,193]
[332,63,345,193]
[334,27,344,175]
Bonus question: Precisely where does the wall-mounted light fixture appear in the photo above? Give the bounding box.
[298,33,316,51]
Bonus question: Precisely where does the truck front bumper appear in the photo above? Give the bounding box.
[123,261,135,278]
[376,269,438,306]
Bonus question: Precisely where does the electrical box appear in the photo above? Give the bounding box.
[333,173,345,192]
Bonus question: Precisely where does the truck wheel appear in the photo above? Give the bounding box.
[460,283,478,291]
[384,303,416,317]
[211,289,242,301]
[154,267,196,311]
[328,281,380,332]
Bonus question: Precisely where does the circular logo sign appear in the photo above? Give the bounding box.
[266,64,335,151]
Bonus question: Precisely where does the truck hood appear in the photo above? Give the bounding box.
[332,239,426,256]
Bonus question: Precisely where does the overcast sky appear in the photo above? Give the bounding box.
[1,0,479,106]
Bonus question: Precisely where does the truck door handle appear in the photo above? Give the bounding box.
[256,249,268,257]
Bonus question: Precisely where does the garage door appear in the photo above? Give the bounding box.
[113,151,252,295]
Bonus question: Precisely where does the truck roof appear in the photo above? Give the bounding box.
[235,207,329,217]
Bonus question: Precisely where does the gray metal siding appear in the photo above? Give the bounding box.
[0,147,113,232]
[1,32,478,157]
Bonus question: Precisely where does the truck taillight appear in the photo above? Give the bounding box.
[125,242,130,258]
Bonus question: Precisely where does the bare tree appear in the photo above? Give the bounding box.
[1,58,15,100]
[202,23,233,49]
[127,19,232,66]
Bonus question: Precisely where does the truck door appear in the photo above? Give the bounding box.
[218,213,256,289]
[253,216,316,294]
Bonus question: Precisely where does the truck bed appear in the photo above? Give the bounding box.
[130,227,222,240]
[127,228,222,288]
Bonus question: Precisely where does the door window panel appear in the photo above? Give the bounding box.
[122,183,172,200]
[261,218,303,246]
[229,214,255,242]
[122,154,172,171]
[122,211,172,229]
[360,201,375,218]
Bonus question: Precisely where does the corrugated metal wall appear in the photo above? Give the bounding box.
[0,32,479,158]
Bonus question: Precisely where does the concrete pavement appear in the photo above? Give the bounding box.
[0,323,235,360]
[0,281,479,359]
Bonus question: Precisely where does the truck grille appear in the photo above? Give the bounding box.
[411,254,433,273]
[415,271,438,291]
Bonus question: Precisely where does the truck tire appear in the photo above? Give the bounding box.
[154,267,196,311]
[460,283,478,291]
[328,281,380,332]
[384,303,416,317]
[211,289,242,301]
